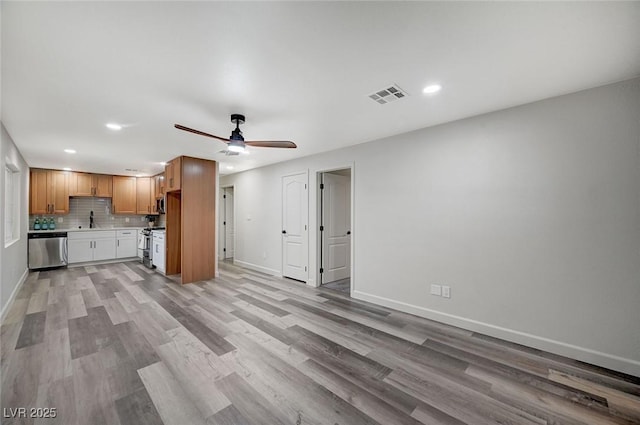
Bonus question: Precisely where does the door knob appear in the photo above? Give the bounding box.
[347,231,351,235]
[282,230,287,234]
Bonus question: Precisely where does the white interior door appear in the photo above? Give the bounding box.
[219,190,226,260]
[282,172,308,282]
[224,188,234,259]
[321,173,351,283]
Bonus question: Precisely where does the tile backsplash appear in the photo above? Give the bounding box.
[29,197,165,230]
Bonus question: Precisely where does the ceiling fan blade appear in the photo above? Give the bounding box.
[174,124,230,142]
[245,140,297,149]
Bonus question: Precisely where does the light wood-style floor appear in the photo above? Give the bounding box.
[1,261,639,425]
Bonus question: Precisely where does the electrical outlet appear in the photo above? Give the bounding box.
[57,217,63,223]
[430,284,442,296]
[141,216,145,221]
[125,217,130,223]
[442,286,451,298]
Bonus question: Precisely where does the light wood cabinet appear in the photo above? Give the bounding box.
[29,169,69,214]
[94,174,113,197]
[165,157,182,192]
[69,172,113,197]
[112,176,137,214]
[136,177,156,214]
[154,173,165,199]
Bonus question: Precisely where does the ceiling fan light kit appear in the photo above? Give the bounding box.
[174,113,297,151]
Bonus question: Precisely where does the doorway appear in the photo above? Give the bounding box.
[319,169,351,294]
[220,186,234,261]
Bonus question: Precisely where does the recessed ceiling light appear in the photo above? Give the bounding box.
[64,149,76,154]
[423,84,442,95]
[106,123,122,131]
[63,167,72,171]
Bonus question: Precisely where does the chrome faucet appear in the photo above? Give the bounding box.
[90,210,94,228]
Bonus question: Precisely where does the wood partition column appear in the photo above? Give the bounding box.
[180,156,217,283]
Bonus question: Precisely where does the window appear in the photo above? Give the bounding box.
[4,161,20,246]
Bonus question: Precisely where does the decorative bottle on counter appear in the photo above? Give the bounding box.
[34,217,41,230]
[48,217,56,230]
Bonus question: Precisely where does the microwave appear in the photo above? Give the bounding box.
[156,197,165,214]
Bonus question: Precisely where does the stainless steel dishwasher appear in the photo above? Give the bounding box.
[28,232,68,270]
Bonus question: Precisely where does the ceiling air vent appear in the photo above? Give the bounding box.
[369,84,408,105]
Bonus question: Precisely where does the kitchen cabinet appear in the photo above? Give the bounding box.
[154,173,165,199]
[67,231,117,263]
[116,229,138,258]
[112,176,137,214]
[152,230,165,273]
[29,169,70,214]
[165,157,182,192]
[136,177,154,214]
[69,172,113,197]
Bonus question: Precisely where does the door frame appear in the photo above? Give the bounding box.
[219,184,236,262]
[315,163,355,294]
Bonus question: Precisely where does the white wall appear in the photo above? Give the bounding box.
[1,123,29,318]
[221,78,640,376]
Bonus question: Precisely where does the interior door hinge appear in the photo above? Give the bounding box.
[305,266,307,272]
[319,225,324,231]
[223,248,226,252]
[320,183,324,190]
[320,268,324,273]
[223,194,226,199]
[223,221,226,225]
[305,184,307,189]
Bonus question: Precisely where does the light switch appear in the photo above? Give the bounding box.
[442,286,451,298]
[430,284,442,296]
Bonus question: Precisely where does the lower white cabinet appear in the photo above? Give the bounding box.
[152,231,165,273]
[68,231,117,263]
[116,229,138,258]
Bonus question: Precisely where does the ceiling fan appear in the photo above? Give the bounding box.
[175,114,297,153]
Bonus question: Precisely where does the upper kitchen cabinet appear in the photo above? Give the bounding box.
[154,173,165,199]
[69,172,113,197]
[29,169,70,214]
[136,177,156,214]
[165,157,182,192]
[94,174,113,197]
[112,176,137,214]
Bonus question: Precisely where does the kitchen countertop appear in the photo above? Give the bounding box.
[28,227,146,234]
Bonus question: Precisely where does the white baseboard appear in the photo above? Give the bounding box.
[233,259,282,277]
[352,290,640,377]
[1,267,29,323]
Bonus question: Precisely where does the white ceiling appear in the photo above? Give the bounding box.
[2,1,639,177]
